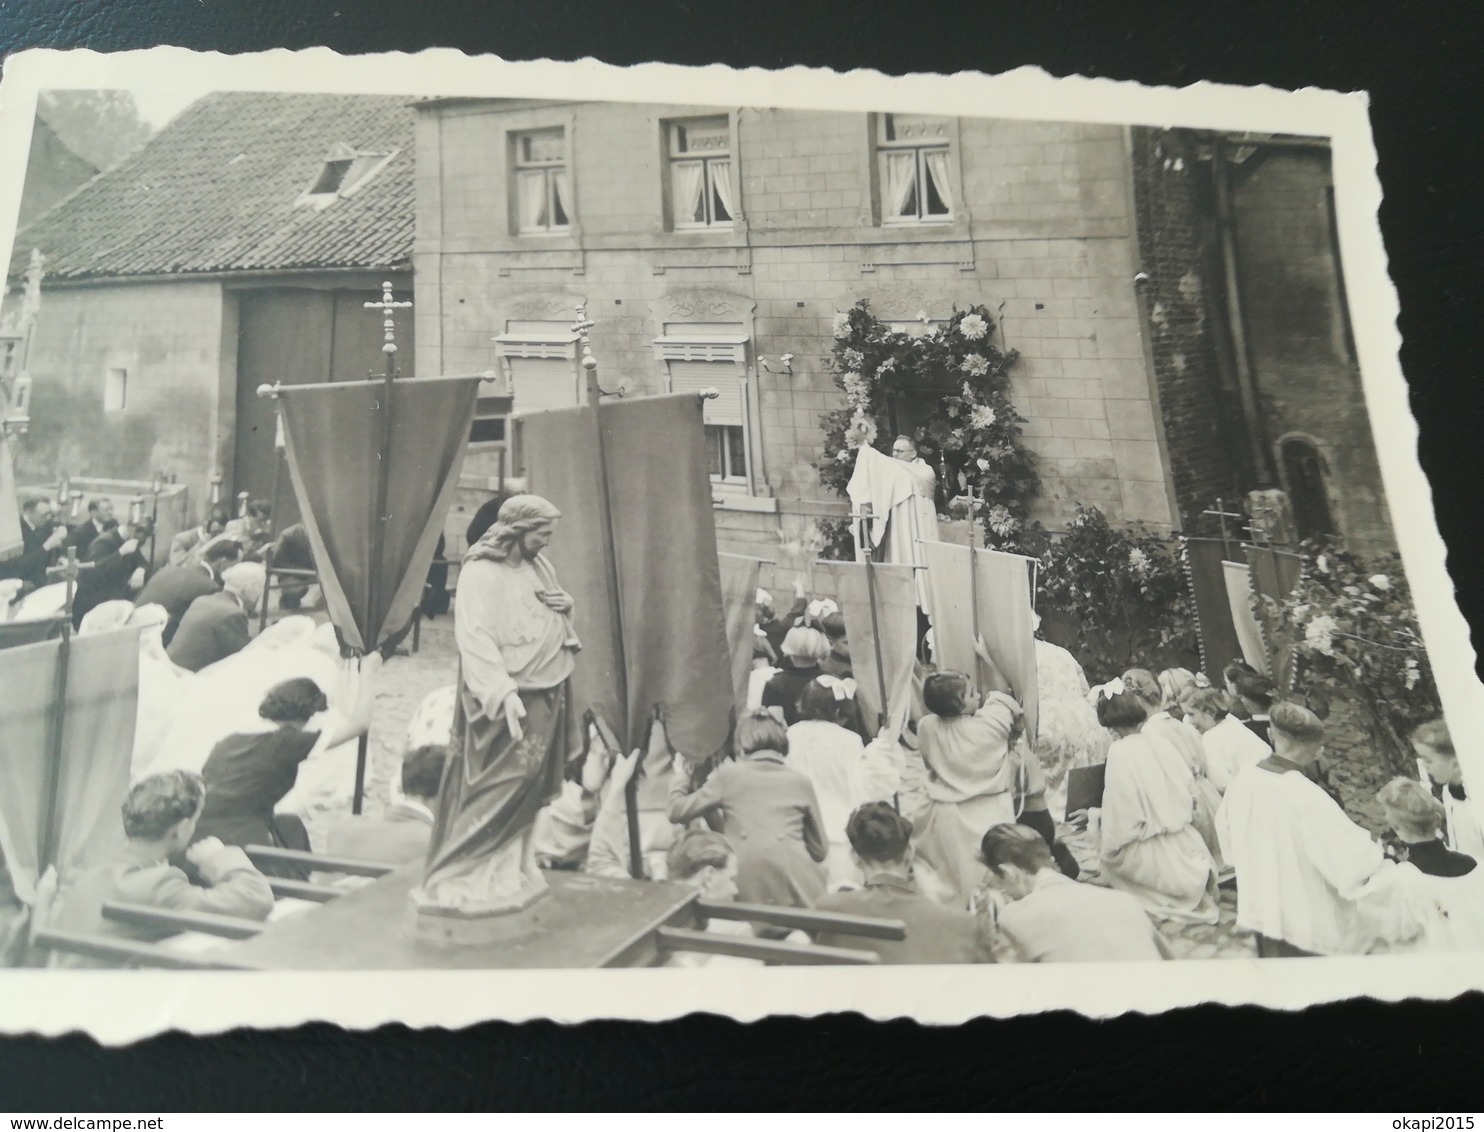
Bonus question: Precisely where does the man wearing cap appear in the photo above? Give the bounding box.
[1216,701,1415,957]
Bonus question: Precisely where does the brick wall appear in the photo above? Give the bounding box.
[14,280,226,514]
[1128,127,1251,529]
[1231,148,1395,555]
[416,102,1180,561]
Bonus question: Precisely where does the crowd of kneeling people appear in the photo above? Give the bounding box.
[14,572,1484,968]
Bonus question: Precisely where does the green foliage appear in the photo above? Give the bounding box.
[1252,540,1438,770]
[1037,506,1199,684]
[816,300,1041,551]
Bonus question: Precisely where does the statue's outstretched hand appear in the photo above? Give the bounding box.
[502,691,527,742]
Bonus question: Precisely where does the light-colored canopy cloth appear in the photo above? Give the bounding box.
[1098,730,1219,925]
[846,444,938,608]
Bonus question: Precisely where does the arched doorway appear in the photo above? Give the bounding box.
[1279,436,1335,540]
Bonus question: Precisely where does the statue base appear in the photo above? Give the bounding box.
[411,881,551,946]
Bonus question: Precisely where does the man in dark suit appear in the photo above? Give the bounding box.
[2,496,67,591]
[71,517,153,628]
[134,538,242,646]
[813,802,993,964]
[66,497,116,558]
[167,561,264,672]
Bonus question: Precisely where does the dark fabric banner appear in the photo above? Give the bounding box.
[519,403,626,753]
[1245,545,1303,606]
[277,374,480,654]
[1184,538,1244,679]
[718,554,762,712]
[522,394,735,790]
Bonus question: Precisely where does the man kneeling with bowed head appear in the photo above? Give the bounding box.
[48,770,275,967]
[813,802,992,964]
[978,823,1170,963]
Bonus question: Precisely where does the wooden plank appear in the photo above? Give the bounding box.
[244,845,395,879]
[102,902,267,940]
[267,878,345,903]
[34,929,256,971]
[654,927,880,966]
[695,899,907,941]
[228,866,698,970]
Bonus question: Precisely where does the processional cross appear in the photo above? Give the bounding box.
[366,280,414,381]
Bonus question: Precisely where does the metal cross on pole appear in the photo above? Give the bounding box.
[1201,498,1248,561]
[349,281,413,815]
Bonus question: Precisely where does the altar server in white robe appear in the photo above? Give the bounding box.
[1357,777,1484,954]
[1411,718,1484,862]
[1180,685,1272,794]
[1083,681,1219,925]
[1217,702,1414,957]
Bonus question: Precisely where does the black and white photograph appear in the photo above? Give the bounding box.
[0,48,1478,1038]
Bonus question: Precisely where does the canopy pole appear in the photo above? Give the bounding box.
[858,504,890,732]
[37,549,81,879]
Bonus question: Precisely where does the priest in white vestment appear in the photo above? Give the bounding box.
[1216,702,1416,957]
[1411,718,1484,861]
[846,434,939,608]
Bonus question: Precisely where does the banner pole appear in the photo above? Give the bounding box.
[967,487,983,690]
[37,549,79,879]
[859,504,889,732]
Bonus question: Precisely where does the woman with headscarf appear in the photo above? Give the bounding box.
[415,495,583,921]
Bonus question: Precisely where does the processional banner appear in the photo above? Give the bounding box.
[718,553,763,712]
[520,393,735,802]
[0,627,138,907]
[826,561,918,736]
[0,434,21,561]
[1184,538,1245,678]
[276,374,481,655]
[919,540,1040,741]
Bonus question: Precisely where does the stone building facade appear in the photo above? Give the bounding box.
[413,99,1183,560]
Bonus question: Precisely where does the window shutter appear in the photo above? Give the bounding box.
[509,356,580,413]
[667,360,745,426]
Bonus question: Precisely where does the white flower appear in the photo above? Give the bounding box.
[876,357,897,375]
[969,405,997,429]
[1316,554,1330,575]
[960,382,974,400]
[1405,657,1421,690]
[1128,547,1150,575]
[976,457,991,471]
[832,311,851,339]
[959,312,989,340]
[844,412,878,449]
[986,504,1018,537]
[917,309,930,323]
[1369,574,1391,591]
[842,347,865,369]
[960,353,990,377]
[1305,614,1339,657]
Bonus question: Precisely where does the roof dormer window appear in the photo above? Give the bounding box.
[298,142,394,208]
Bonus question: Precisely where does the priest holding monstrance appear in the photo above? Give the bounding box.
[413,495,582,934]
[846,428,940,608]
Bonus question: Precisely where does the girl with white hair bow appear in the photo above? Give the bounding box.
[785,675,899,889]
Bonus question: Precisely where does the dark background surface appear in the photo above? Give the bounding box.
[1,0,1482,1111]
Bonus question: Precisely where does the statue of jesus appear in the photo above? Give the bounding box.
[412,494,582,933]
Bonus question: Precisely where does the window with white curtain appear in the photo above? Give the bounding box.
[877,113,954,225]
[667,117,734,229]
[512,128,571,234]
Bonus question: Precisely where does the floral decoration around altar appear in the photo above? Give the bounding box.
[816,299,1041,552]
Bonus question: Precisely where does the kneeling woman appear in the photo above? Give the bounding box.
[192,657,379,877]
[914,658,1047,908]
[1085,683,1218,924]
[668,709,829,909]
